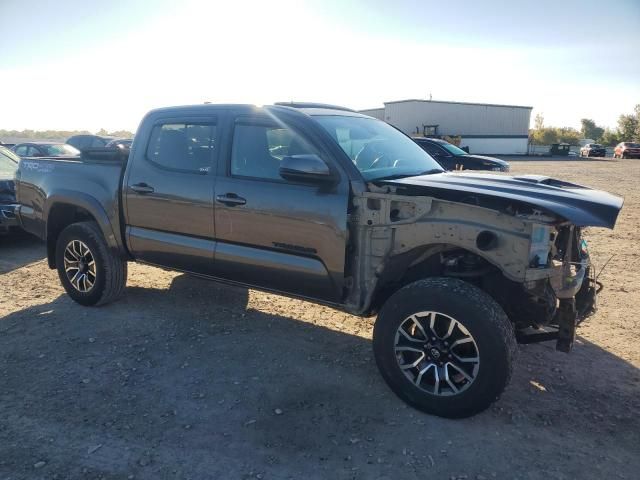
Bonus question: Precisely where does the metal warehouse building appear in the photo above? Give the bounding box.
[359,99,533,155]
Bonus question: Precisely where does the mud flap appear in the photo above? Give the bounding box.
[555,298,577,353]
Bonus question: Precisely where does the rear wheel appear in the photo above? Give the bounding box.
[55,221,127,306]
[373,278,516,418]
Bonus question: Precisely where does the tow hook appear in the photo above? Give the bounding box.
[556,298,577,353]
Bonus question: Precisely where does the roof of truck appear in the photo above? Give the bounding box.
[147,103,370,118]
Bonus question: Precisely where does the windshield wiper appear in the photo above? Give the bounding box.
[373,169,443,181]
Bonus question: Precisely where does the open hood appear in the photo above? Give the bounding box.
[380,172,624,229]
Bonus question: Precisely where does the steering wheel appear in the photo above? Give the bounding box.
[355,144,385,170]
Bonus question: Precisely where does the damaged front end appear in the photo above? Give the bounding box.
[344,173,622,353]
[521,224,600,352]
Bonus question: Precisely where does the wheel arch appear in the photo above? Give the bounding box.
[45,192,122,268]
[368,243,506,314]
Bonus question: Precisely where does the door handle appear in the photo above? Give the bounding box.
[131,183,155,194]
[216,193,246,206]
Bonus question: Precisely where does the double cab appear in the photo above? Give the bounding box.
[15,103,624,418]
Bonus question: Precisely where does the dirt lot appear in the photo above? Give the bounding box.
[1,159,638,480]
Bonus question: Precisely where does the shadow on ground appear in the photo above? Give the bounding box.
[0,230,45,273]
[0,275,638,479]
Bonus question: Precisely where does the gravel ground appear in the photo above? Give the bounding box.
[1,159,638,480]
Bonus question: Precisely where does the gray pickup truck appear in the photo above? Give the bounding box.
[15,102,623,418]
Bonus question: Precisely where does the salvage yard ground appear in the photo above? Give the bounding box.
[1,159,638,480]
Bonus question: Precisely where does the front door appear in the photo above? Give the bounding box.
[212,114,350,302]
[124,117,218,275]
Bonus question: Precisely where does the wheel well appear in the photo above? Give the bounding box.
[46,204,97,268]
[369,246,500,314]
[368,245,556,329]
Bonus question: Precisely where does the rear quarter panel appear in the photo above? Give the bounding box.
[16,158,126,252]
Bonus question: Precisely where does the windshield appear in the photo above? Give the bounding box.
[44,144,80,156]
[0,148,18,177]
[440,142,468,156]
[313,115,443,181]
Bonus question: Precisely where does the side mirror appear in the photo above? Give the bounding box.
[279,154,333,183]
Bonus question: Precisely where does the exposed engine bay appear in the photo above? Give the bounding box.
[345,179,605,352]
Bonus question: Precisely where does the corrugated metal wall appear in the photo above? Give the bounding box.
[383,101,532,137]
[359,108,385,120]
[460,137,529,155]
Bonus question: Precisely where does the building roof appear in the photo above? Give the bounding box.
[382,99,533,110]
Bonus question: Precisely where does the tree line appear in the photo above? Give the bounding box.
[0,128,134,141]
[530,104,640,146]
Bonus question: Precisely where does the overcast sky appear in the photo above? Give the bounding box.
[1,0,638,132]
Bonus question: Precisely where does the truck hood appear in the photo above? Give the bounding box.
[381,172,624,229]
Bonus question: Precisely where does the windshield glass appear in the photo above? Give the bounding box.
[441,142,468,156]
[44,144,80,156]
[0,148,18,177]
[313,116,443,181]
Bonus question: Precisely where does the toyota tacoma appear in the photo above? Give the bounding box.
[14,102,624,418]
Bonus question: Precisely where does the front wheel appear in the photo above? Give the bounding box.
[55,221,127,306]
[373,278,517,418]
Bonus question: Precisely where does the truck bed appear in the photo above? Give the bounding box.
[16,154,126,248]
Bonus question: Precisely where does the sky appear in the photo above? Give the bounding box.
[1,0,638,132]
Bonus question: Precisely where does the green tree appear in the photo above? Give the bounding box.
[617,104,640,141]
[534,113,544,131]
[600,129,621,146]
[556,127,581,145]
[580,118,604,141]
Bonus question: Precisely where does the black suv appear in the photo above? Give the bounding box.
[413,138,509,172]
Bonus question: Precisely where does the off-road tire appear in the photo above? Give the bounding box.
[55,221,127,306]
[373,277,517,418]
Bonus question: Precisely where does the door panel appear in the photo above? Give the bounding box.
[124,119,217,275]
[212,116,349,302]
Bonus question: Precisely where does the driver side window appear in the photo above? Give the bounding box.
[230,121,318,181]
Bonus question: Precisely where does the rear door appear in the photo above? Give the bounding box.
[211,113,350,302]
[123,115,219,275]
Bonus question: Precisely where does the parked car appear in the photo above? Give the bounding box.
[15,102,623,418]
[0,146,20,234]
[105,138,133,149]
[66,134,115,151]
[579,143,606,158]
[613,142,640,159]
[12,142,80,158]
[412,138,509,172]
[105,138,133,155]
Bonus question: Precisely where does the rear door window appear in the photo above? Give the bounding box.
[91,137,106,147]
[420,142,445,156]
[146,123,216,174]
